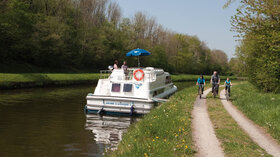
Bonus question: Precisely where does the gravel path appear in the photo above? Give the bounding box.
[220,89,280,156]
[192,88,224,157]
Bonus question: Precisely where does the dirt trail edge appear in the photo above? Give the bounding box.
[220,89,280,156]
[192,88,224,157]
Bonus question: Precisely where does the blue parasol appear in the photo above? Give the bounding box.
[126,48,151,67]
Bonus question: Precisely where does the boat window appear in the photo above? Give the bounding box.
[153,91,158,97]
[153,89,165,96]
[111,83,121,92]
[123,84,132,92]
[165,76,171,84]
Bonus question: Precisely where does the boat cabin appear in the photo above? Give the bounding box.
[94,67,173,99]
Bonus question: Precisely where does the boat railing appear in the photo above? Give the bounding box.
[125,69,134,80]
[102,67,161,81]
[100,70,112,79]
[126,68,157,82]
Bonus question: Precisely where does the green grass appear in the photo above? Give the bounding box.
[0,73,100,82]
[231,82,280,143]
[0,73,100,89]
[107,86,198,157]
[0,73,236,83]
[0,73,241,89]
[171,74,238,82]
[207,91,271,157]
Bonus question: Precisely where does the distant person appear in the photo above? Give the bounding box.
[224,77,233,96]
[196,74,206,94]
[121,61,128,71]
[121,61,129,79]
[113,60,118,69]
[210,71,220,94]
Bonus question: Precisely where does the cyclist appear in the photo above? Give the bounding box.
[224,77,233,96]
[196,74,205,94]
[210,71,220,95]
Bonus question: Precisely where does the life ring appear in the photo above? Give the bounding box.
[133,69,144,81]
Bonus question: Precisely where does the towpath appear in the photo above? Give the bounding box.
[192,88,224,157]
[220,89,280,156]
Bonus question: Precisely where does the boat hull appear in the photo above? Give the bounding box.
[85,85,177,115]
[86,95,154,115]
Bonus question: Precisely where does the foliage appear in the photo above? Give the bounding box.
[230,0,280,92]
[107,86,198,157]
[0,0,229,75]
[228,57,246,76]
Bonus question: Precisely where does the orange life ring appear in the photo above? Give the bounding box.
[133,69,144,81]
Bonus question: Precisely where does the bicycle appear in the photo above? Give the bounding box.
[225,85,231,101]
[198,84,204,99]
[213,83,219,98]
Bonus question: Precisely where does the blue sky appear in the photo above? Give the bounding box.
[117,0,240,59]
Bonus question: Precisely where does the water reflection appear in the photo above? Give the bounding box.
[84,114,140,152]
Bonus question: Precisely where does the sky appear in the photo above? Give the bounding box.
[117,0,240,59]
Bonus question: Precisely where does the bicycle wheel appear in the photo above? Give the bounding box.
[200,88,202,99]
[199,86,202,99]
[226,89,229,101]
[213,89,216,98]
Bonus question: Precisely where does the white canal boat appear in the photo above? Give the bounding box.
[85,67,177,115]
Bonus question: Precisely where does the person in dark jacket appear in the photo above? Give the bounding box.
[210,71,220,94]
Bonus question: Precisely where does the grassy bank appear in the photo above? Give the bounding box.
[207,91,270,156]
[107,85,198,157]
[0,73,241,89]
[231,82,280,143]
[171,74,238,82]
[0,73,99,89]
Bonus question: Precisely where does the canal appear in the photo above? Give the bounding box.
[0,82,193,157]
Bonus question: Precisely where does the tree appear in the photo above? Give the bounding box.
[0,0,37,64]
[0,0,230,75]
[230,0,280,92]
[228,57,245,76]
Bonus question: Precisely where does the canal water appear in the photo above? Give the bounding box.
[0,82,193,157]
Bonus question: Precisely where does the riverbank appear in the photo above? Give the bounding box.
[231,82,280,143]
[107,85,198,157]
[0,73,240,90]
[0,73,100,89]
[171,74,238,82]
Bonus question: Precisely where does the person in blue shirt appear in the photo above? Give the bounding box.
[224,77,233,96]
[196,74,206,94]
